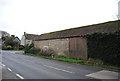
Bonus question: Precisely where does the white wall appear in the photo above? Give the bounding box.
[20,35,25,46]
[21,35,32,46]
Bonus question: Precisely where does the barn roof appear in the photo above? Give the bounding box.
[36,20,119,40]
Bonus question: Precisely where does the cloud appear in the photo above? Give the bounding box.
[0,0,119,38]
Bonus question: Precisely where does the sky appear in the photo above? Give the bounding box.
[0,0,119,39]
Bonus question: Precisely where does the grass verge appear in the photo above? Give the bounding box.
[23,53,120,70]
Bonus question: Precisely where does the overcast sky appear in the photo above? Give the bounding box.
[0,0,119,39]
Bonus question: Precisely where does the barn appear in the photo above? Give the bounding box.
[34,21,119,60]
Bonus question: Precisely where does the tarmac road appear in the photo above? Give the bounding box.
[1,50,119,80]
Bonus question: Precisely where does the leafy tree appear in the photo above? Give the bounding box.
[4,37,14,46]
[2,36,20,50]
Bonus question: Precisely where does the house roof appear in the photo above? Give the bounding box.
[14,37,21,42]
[36,20,119,40]
[24,34,41,40]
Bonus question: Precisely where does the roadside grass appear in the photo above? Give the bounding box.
[23,53,120,70]
[53,57,86,63]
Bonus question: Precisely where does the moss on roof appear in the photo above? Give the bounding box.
[25,34,41,40]
[36,20,119,40]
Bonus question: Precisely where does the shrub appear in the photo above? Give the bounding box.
[25,47,39,54]
[7,45,13,50]
[25,46,55,57]
[25,42,34,52]
[40,48,55,57]
[30,47,41,54]
[19,45,25,50]
[85,31,120,66]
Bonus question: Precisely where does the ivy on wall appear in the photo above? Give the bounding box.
[85,30,120,66]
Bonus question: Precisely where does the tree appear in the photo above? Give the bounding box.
[2,36,20,50]
[4,37,14,46]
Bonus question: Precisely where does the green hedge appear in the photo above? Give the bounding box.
[85,31,120,66]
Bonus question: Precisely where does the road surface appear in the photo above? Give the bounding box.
[1,51,119,80]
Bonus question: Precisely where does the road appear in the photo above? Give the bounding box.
[1,51,119,80]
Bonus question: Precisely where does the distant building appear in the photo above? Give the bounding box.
[0,31,10,37]
[21,32,40,46]
[0,31,10,49]
[13,37,20,43]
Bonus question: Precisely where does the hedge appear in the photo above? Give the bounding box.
[85,31,120,66]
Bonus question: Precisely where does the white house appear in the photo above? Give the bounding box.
[21,32,40,46]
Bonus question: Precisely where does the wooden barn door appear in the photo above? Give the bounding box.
[69,37,87,60]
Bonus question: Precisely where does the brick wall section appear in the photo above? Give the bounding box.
[34,38,69,57]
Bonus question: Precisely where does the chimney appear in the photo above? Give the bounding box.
[24,32,26,35]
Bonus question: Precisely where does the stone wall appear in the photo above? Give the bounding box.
[34,37,88,59]
[34,38,69,57]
